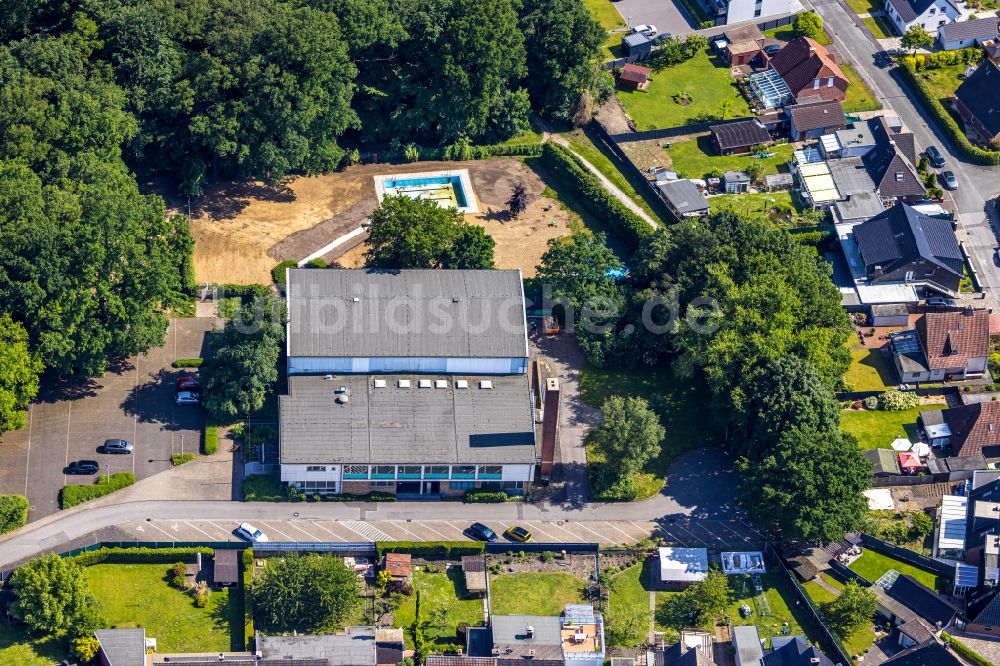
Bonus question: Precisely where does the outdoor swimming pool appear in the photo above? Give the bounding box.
[373,169,478,213]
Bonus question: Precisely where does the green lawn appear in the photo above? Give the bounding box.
[0,623,67,666]
[862,15,894,40]
[848,550,942,591]
[727,573,811,648]
[609,560,654,647]
[801,580,876,657]
[86,563,243,652]
[581,0,626,59]
[617,51,752,130]
[764,26,831,46]
[841,63,882,113]
[394,568,484,649]
[844,0,881,13]
[490,572,589,616]
[840,403,944,450]
[708,192,805,228]
[563,128,659,219]
[919,64,967,104]
[844,344,897,392]
[664,136,795,181]
[494,130,544,147]
[581,365,711,500]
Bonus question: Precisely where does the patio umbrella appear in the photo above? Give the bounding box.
[890,437,913,452]
[911,442,931,457]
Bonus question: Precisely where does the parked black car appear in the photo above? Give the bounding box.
[65,460,99,475]
[466,522,498,542]
[925,145,945,168]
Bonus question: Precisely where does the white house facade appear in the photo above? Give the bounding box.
[885,0,960,36]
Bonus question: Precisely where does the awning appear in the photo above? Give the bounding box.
[925,423,952,439]
[939,495,968,553]
[899,451,922,470]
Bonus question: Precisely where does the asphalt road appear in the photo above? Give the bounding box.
[809,0,1000,306]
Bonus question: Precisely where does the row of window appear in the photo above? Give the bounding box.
[341,464,505,480]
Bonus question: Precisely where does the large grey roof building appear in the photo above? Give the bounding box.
[259,628,377,665]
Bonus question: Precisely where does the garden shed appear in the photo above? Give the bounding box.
[213,548,239,587]
[621,33,653,59]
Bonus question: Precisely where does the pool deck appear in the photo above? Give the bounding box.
[373,168,479,214]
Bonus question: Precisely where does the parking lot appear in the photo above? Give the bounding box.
[108,516,764,548]
[612,0,698,40]
[0,318,217,520]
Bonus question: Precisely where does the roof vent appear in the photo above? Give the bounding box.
[324,374,334,381]
[435,379,447,389]
[455,380,469,389]
[398,379,411,389]
[418,379,432,388]
[335,386,348,394]
[336,394,350,404]
[374,379,386,389]
[479,380,494,390]
[352,297,360,303]
[453,297,461,303]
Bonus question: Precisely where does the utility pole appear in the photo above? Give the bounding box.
[181,433,185,456]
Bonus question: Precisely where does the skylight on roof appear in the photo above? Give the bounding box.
[418,379,432,388]
[479,380,493,390]
[397,379,411,388]
[373,379,386,388]
[455,380,469,389]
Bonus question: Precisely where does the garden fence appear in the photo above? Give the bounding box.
[587,121,676,222]
[859,533,954,577]
[608,116,756,144]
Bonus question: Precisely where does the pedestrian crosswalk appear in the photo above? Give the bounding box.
[340,520,392,541]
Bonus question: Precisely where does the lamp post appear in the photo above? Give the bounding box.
[105,463,110,484]
[180,433,185,456]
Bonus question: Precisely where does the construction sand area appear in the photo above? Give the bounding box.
[183,158,577,284]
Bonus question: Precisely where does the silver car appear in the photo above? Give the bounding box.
[175,390,200,406]
[102,439,134,454]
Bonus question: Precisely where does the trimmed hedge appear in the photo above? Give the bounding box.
[171,452,195,466]
[242,547,255,651]
[271,260,297,286]
[376,541,485,558]
[218,283,271,298]
[941,632,991,666]
[172,358,203,368]
[70,546,214,566]
[463,489,509,503]
[898,62,1000,166]
[203,425,219,455]
[0,494,29,534]
[60,472,135,509]
[539,142,652,249]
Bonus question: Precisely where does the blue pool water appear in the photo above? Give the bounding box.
[384,175,470,208]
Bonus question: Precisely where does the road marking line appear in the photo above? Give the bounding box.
[525,523,561,541]
[416,522,456,540]
[309,521,348,541]
[285,521,322,541]
[182,520,217,540]
[144,521,178,539]
[573,523,608,543]
[388,521,423,540]
[23,404,33,497]
[603,521,638,543]
[259,521,298,542]
[207,521,236,540]
[341,520,392,541]
[671,523,708,546]
[543,521,585,541]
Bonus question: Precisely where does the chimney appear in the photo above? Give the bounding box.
[540,378,560,480]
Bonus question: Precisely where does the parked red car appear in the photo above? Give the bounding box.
[176,375,200,391]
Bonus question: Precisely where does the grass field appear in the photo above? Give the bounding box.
[919,64,967,104]
[840,403,944,450]
[490,572,589,616]
[708,192,805,227]
[581,365,710,500]
[617,51,752,130]
[801,579,876,657]
[848,550,942,591]
[0,624,67,666]
[844,344,897,392]
[582,0,627,59]
[86,563,242,652]
[727,573,811,647]
[842,63,882,113]
[394,568,484,649]
[563,128,660,219]
[844,0,881,13]
[862,15,895,40]
[609,560,654,647]
[764,26,831,46]
[664,136,795,181]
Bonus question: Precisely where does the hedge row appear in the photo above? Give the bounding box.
[60,472,135,509]
[539,142,652,249]
[463,490,509,503]
[70,546,214,567]
[171,453,195,466]
[376,541,485,558]
[242,548,255,651]
[217,283,271,298]
[941,632,991,666]
[172,358,203,368]
[0,494,29,534]
[203,425,219,455]
[271,260,297,286]
[898,62,1000,166]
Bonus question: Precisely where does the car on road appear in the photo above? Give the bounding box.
[465,522,498,542]
[631,24,657,37]
[505,526,532,542]
[236,522,269,543]
[101,438,134,454]
[176,375,200,391]
[763,44,782,56]
[65,460,99,475]
[925,145,945,168]
[175,390,200,406]
[940,170,958,190]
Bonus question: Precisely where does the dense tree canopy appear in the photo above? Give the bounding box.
[9,553,89,633]
[590,395,664,499]
[825,581,877,635]
[0,315,42,436]
[254,554,362,633]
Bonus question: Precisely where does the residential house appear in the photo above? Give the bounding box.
[865,448,903,476]
[258,629,378,665]
[889,309,989,383]
[723,0,795,25]
[280,269,536,497]
[656,630,715,665]
[880,640,964,665]
[965,470,1000,550]
[710,119,772,155]
[721,24,783,66]
[762,636,834,666]
[731,625,763,666]
[854,203,963,297]
[469,605,605,666]
[831,192,885,226]
[657,180,709,219]
[788,100,846,140]
[658,547,710,589]
[954,59,1000,143]
[962,580,1000,636]
[859,119,923,204]
[943,401,1000,459]
[767,38,849,104]
[95,628,147,666]
[938,14,1000,50]
[883,574,960,628]
[619,64,651,91]
[885,0,960,35]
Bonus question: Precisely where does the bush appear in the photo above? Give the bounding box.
[218,283,271,298]
[941,631,992,666]
[72,636,101,664]
[0,494,29,534]
[877,389,920,411]
[60,472,135,508]
[171,562,188,589]
[172,358,203,368]
[171,453,195,466]
[862,395,880,410]
[70,546,214,567]
[304,258,327,269]
[898,62,1000,165]
[376,541,485,558]
[243,474,288,501]
[203,425,219,455]
[271,260,298,286]
[463,489,509,503]
[794,11,823,38]
[539,143,652,249]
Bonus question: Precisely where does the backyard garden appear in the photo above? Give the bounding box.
[393,565,484,651]
[848,549,944,592]
[840,402,945,450]
[843,341,897,393]
[800,573,877,658]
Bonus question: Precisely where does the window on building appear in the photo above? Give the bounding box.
[372,465,395,479]
[398,466,422,479]
[827,78,834,87]
[371,481,395,488]
[426,466,449,478]
[479,481,504,490]
[344,465,369,478]
[452,465,476,478]
[450,481,475,490]
[478,465,503,478]
[813,79,820,89]
[905,271,915,281]
[306,466,327,472]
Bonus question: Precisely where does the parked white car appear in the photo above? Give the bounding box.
[631,24,657,37]
[236,522,269,543]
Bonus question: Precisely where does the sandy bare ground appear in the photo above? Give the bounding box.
[185,158,575,284]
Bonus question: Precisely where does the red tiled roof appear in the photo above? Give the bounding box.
[769,37,847,95]
[916,309,990,370]
[620,64,651,83]
[944,401,1000,458]
[384,552,412,577]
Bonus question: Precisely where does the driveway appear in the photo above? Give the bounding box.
[0,317,219,521]
[609,0,697,42]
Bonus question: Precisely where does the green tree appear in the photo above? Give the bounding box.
[536,231,622,316]
[901,26,934,53]
[9,553,89,633]
[364,196,494,269]
[794,11,823,38]
[200,292,286,420]
[0,315,42,435]
[72,636,101,664]
[684,568,731,624]
[255,554,362,632]
[910,511,934,538]
[507,182,529,218]
[738,428,870,542]
[605,601,652,647]
[591,395,664,498]
[0,494,29,534]
[824,581,877,635]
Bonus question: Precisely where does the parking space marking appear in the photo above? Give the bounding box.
[207,521,237,540]
[670,523,708,546]
[309,521,350,541]
[259,521,298,542]
[420,521,460,540]
[603,521,638,543]
[525,522,561,542]
[341,520,391,542]
[144,521,178,539]
[285,521,323,542]
[182,520,218,540]
[388,521,423,540]
[570,522,609,544]
[542,521,586,542]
